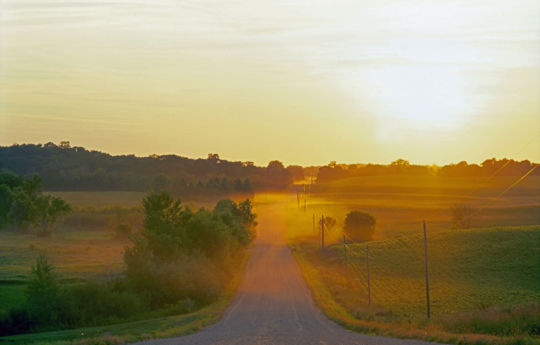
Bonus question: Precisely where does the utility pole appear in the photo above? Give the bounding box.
[423,220,431,320]
[343,235,348,277]
[297,191,300,208]
[303,197,306,212]
[313,214,315,233]
[321,215,325,249]
[366,244,371,309]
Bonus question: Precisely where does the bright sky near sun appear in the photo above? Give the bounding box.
[1,0,539,166]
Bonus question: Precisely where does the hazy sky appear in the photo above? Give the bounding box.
[1,0,539,166]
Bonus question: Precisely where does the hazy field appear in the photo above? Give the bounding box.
[285,174,540,341]
[0,229,127,316]
[293,175,540,239]
[49,191,146,208]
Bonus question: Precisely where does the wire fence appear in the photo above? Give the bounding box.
[301,212,539,321]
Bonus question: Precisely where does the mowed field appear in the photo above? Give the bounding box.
[286,174,540,341]
[0,227,130,315]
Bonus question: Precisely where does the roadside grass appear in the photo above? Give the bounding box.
[289,225,540,345]
[0,298,227,345]
[0,282,26,314]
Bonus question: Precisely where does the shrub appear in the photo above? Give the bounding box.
[451,203,478,229]
[25,254,62,328]
[343,211,376,242]
[61,282,145,326]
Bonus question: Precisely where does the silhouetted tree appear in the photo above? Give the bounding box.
[343,211,376,242]
[451,204,477,229]
[265,160,292,189]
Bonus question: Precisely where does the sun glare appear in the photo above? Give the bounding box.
[361,65,472,130]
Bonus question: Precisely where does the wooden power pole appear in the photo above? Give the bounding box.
[366,244,371,309]
[423,220,431,319]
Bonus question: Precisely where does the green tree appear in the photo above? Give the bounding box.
[33,195,72,236]
[0,184,13,227]
[25,254,61,327]
[343,211,376,242]
[8,190,35,232]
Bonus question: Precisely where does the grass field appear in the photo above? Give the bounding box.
[0,230,126,283]
[293,226,540,319]
[290,223,540,343]
[285,174,540,343]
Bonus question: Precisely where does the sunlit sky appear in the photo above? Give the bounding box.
[1,0,539,166]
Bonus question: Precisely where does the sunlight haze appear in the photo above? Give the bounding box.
[1,0,539,165]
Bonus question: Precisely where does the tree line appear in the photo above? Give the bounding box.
[317,158,539,182]
[0,143,301,192]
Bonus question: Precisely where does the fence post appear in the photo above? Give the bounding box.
[423,220,431,319]
[366,244,371,309]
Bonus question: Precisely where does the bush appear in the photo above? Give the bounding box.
[60,282,145,326]
[451,203,477,229]
[24,254,62,328]
[124,192,256,308]
[343,211,376,242]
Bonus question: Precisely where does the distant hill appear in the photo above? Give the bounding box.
[0,143,300,193]
[1,142,537,192]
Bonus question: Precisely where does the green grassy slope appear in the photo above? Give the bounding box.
[291,225,540,343]
[341,226,540,318]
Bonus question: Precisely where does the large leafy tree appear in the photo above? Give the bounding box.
[0,172,71,234]
[343,211,376,242]
[8,190,35,232]
[124,191,256,307]
[33,195,72,236]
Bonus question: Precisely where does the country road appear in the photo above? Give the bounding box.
[135,198,440,345]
